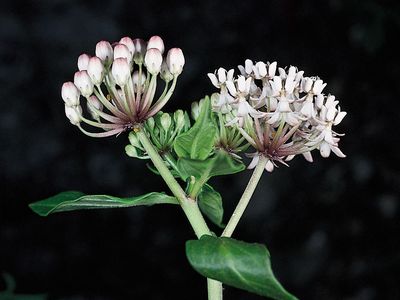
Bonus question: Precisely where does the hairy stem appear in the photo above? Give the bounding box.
[222,155,268,237]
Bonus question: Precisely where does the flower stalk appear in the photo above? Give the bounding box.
[222,155,268,237]
[135,126,210,238]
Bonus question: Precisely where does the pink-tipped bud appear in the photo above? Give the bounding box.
[144,48,163,75]
[119,37,135,56]
[95,41,113,65]
[87,56,105,85]
[112,58,131,86]
[133,38,147,64]
[87,95,103,120]
[132,70,146,91]
[61,82,80,107]
[65,105,82,125]
[166,48,185,76]
[147,35,165,54]
[74,71,94,97]
[77,53,91,71]
[160,61,173,82]
[114,43,133,65]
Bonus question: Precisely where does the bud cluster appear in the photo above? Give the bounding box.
[61,36,185,138]
[191,97,249,159]
[208,60,346,171]
[126,110,190,159]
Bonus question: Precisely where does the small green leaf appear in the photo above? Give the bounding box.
[29,191,178,217]
[186,236,298,300]
[177,150,245,196]
[198,184,224,228]
[174,97,217,160]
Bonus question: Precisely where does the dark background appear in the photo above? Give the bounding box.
[1,0,399,299]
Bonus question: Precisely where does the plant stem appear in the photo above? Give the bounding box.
[136,127,210,238]
[208,279,223,300]
[136,127,223,300]
[222,155,268,237]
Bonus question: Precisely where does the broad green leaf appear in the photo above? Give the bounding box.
[174,97,217,160]
[177,150,245,195]
[186,236,298,300]
[29,191,178,217]
[198,184,224,228]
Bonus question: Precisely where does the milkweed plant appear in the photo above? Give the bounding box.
[30,35,346,300]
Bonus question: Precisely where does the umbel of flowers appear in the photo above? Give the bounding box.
[61,36,185,137]
[208,60,347,172]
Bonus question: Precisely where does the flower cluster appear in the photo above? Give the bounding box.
[62,36,185,137]
[208,60,346,171]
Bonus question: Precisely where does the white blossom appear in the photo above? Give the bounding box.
[208,59,346,171]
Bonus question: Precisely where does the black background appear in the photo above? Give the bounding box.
[1,0,400,299]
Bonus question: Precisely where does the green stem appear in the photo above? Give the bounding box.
[208,279,223,300]
[136,127,210,238]
[222,155,268,237]
[136,127,223,300]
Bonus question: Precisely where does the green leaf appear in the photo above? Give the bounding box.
[198,184,224,228]
[186,236,298,300]
[177,150,245,196]
[174,97,217,160]
[29,191,178,217]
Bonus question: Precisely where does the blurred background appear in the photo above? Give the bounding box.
[1,0,399,299]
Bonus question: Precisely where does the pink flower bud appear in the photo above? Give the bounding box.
[111,58,131,86]
[74,71,94,97]
[160,61,173,82]
[87,56,105,85]
[61,82,80,107]
[114,43,132,65]
[119,37,135,56]
[95,41,113,65]
[65,105,82,125]
[147,35,165,54]
[133,38,147,64]
[132,70,146,90]
[77,53,91,71]
[166,48,185,76]
[87,95,103,120]
[144,48,163,75]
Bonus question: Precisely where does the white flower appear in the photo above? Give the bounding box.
[119,37,135,56]
[144,48,163,75]
[95,41,113,65]
[111,58,131,86]
[208,68,234,88]
[86,95,103,120]
[238,59,254,76]
[132,70,146,91]
[226,76,252,98]
[87,56,105,85]
[61,82,80,107]
[166,48,185,75]
[65,105,82,125]
[77,53,90,71]
[114,43,133,65]
[160,61,173,82]
[319,140,346,158]
[147,35,165,54]
[133,38,147,64]
[74,71,94,97]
